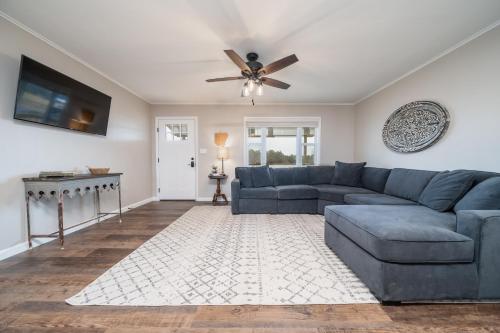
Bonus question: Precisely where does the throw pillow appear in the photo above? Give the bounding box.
[331,161,366,187]
[235,167,253,188]
[418,170,475,212]
[251,166,274,188]
[454,177,500,212]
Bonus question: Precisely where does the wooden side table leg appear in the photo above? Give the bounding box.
[216,178,222,195]
[58,193,64,250]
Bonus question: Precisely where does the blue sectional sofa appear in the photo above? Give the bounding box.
[230,164,500,302]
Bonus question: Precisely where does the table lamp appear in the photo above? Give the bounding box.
[217,147,228,175]
[214,132,229,174]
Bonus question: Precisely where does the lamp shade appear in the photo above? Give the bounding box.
[217,147,228,160]
[214,132,228,147]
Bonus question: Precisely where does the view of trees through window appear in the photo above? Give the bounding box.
[247,126,316,166]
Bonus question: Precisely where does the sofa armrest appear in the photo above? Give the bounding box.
[456,210,500,298]
[230,179,241,214]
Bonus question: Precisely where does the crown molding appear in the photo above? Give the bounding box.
[353,19,500,105]
[148,101,355,106]
[0,11,151,104]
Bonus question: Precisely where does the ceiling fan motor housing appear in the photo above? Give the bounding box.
[244,52,263,77]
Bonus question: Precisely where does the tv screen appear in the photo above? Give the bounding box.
[13,55,112,136]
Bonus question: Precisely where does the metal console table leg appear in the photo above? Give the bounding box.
[118,183,122,223]
[26,194,32,249]
[96,188,101,223]
[57,193,64,249]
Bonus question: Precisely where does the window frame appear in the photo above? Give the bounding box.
[243,117,321,167]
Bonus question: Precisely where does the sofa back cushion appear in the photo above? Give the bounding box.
[272,167,294,186]
[418,170,475,212]
[454,177,500,212]
[307,165,335,185]
[384,168,438,201]
[331,161,366,187]
[293,167,309,184]
[458,170,500,185]
[235,167,253,188]
[251,166,274,187]
[272,167,309,185]
[362,167,391,193]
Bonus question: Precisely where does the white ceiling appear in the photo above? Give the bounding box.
[1,0,500,104]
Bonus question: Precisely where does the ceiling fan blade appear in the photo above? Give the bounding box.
[206,76,245,82]
[224,50,251,73]
[259,54,298,75]
[261,77,291,89]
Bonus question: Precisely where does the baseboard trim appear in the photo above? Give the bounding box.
[0,196,156,262]
[196,197,232,202]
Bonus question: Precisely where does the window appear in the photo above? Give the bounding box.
[166,123,188,142]
[244,117,320,166]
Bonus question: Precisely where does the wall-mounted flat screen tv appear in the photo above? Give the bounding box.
[13,55,112,136]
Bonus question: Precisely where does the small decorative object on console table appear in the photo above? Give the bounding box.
[208,174,228,205]
[23,173,123,249]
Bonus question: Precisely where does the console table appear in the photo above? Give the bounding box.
[23,173,123,249]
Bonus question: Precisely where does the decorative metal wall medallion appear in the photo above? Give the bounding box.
[382,101,450,153]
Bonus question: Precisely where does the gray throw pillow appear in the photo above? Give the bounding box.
[235,167,253,188]
[418,170,475,212]
[331,161,366,187]
[454,177,500,212]
[251,166,274,188]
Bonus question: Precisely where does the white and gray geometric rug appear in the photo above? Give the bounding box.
[67,206,377,306]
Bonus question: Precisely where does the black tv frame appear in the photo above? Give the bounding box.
[13,55,112,136]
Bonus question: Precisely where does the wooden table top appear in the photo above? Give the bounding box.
[208,174,228,179]
[23,173,123,182]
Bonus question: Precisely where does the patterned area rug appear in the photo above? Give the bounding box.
[67,206,377,306]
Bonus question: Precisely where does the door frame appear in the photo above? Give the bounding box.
[155,116,199,200]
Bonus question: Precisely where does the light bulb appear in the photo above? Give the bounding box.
[248,79,255,92]
[241,82,250,97]
[256,82,263,96]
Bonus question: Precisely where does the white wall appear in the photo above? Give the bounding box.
[0,18,153,254]
[151,105,355,199]
[354,25,500,172]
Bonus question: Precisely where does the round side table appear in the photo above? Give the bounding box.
[208,174,228,205]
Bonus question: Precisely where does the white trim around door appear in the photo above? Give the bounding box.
[155,116,199,200]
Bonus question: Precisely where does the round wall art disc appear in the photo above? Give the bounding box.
[382,101,450,153]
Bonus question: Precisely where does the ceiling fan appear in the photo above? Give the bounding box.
[206,50,299,98]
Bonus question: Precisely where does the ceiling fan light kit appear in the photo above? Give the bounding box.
[207,50,299,102]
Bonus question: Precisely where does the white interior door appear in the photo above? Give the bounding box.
[157,118,196,200]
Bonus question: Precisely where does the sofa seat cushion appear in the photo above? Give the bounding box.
[314,185,375,203]
[344,193,417,205]
[325,205,474,263]
[240,186,277,199]
[276,185,318,200]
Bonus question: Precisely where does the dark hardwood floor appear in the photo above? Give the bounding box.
[0,201,499,333]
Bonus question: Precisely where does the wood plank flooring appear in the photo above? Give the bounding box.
[0,201,499,332]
